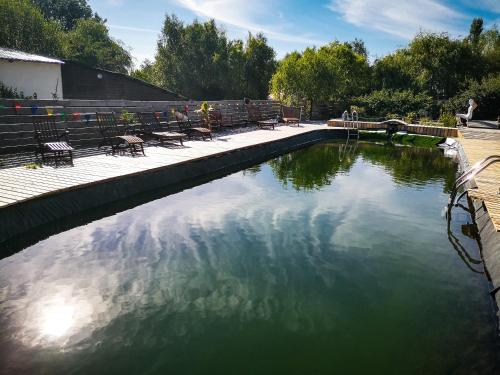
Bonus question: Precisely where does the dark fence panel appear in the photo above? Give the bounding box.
[0,99,281,154]
[61,62,183,101]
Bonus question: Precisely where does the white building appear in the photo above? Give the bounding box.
[0,48,64,99]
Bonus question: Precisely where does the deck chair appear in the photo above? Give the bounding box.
[208,109,234,130]
[136,112,185,146]
[174,111,212,140]
[246,104,277,129]
[96,112,145,156]
[281,105,301,126]
[32,115,74,166]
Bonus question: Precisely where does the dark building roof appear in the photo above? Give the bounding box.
[0,47,64,64]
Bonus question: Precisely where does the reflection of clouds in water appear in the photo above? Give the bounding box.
[0,158,447,351]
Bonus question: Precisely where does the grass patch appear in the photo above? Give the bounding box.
[359,131,443,148]
[358,130,387,141]
[391,133,443,147]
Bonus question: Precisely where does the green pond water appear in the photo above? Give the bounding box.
[0,141,498,374]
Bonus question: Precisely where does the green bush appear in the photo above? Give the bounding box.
[351,89,433,118]
[404,112,417,123]
[438,112,456,127]
[386,113,399,119]
[0,82,28,99]
[442,74,500,120]
[419,117,432,125]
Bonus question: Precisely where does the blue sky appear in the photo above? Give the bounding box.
[88,0,500,67]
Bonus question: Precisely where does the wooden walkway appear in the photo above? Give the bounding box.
[459,127,500,231]
[0,124,330,209]
[328,119,459,137]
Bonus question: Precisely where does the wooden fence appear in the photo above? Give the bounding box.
[0,99,281,154]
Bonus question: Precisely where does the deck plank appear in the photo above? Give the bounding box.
[459,130,500,231]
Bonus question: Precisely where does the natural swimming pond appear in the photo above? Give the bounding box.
[0,141,498,374]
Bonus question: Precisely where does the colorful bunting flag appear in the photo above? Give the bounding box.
[60,111,66,120]
[14,102,21,114]
[31,105,38,115]
[84,114,91,124]
[154,112,161,120]
[163,111,168,119]
[184,104,189,114]
[72,112,81,121]
[46,107,53,116]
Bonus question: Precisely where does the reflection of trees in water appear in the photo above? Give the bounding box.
[356,144,456,192]
[242,165,262,176]
[268,142,355,191]
[268,142,456,193]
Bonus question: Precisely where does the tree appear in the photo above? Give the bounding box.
[443,74,500,120]
[270,41,370,108]
[469,17,484,46]
[270,51,303,103]
[156,15,230,99]
[131,59,157,83]
[372,50,417,91]
[226,40,246,98]
[407,32,477,99]
[0,0,63,57]
[155,15,276,99]
[63,18,132,73]
[479,26,500,74]
[352,89,433,118]
[32,0,96,30]
[350,38,368,58]
[243,33,276,99]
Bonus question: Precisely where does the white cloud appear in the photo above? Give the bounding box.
[328,0,466,39]
[172,0,326,45]
[108,24,158,34]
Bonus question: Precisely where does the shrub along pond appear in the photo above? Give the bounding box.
[0,141,498,374]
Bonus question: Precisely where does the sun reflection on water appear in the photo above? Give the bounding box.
[40,300,75,338]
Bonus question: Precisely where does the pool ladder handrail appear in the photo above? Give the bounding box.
[347,111,359,139]
[450,155,500,205]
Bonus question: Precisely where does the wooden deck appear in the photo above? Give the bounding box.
[0,124,331,209]
[459,127,500,231]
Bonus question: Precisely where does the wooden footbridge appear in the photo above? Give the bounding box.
[328,118,459,137]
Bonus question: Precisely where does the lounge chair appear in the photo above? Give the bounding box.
[246,104,277,129]
[136,112,185,146]
[174,111,212,140]
[281,105,301,126]
[96,112,145,156]
[208,109,234,131]
[32,115,74,166]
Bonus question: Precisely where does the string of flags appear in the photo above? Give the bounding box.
[3,104,196,124]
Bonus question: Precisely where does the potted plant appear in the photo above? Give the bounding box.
[196,101,213,127]
[120,111,137,134]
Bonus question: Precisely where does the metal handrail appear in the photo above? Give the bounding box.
[454,155,500,186]
[452,155,500,196]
